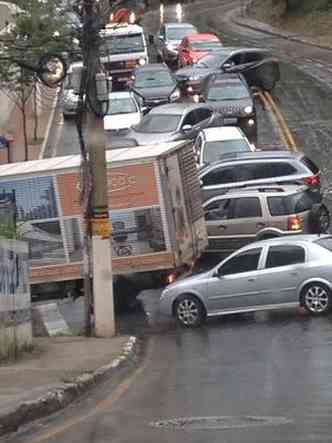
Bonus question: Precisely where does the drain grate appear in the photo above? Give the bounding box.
[150,415,293,430]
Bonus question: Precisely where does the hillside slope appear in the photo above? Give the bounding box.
[248,0,332,47]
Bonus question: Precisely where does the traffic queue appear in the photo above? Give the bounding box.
[59,9,332,325]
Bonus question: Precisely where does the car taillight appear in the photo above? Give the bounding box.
[167,272,177,285]
[288,215,301,231]
[304,175,320,186]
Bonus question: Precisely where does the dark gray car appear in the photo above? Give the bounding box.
[175,47,280,95]
[199,73,257,142]
[125,102,223,145]
[130,63,180,112]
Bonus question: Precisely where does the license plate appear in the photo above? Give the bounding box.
[224,118,237,124]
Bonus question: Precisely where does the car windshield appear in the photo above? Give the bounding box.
[101,33,145,55]
[207,84,250,100]
[191,40,222,51]
[314,237,332,252]
[197,51,231,68]
[268,190,315,216]
[134,70,175,88]
[107,97,138,115]
[134,114,181,133]
[167,27,195,40]
[202,139,250,163]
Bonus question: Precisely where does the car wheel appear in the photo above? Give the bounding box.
[302,283,332,316]
[174,294,205,327]
[309,204,330,233]
[318,204,330,233]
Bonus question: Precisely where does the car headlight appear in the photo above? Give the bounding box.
[244,105,253,115]
[170,88,180,101]
[189,74,200,81]
[248,118,255,126]
[138,58,146,66]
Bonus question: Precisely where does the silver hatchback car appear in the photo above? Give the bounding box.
[160,235,332,327]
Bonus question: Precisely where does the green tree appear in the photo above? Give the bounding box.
[0,0,74,160]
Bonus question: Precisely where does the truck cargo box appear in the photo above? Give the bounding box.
[0,141,207,286]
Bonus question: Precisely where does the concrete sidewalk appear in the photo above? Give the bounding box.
[0,335,139,436]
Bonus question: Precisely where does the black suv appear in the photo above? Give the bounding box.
[199,73,257,142]
[175,47,280,96]
[199,150,321,201]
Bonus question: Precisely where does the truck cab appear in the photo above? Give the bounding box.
[100,23,149,87]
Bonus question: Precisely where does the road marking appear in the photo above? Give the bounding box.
[257,91,289,150]
[263,91,298,152]
[26,339,154,443]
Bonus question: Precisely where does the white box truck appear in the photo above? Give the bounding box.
[0,141,207,306]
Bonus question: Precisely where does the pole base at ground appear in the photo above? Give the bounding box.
[92,235,115,337]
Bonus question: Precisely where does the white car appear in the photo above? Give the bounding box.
[103,91,142,133]
[61,61,83,118]
[194,126,255,166]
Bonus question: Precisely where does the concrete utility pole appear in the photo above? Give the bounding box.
[82,0,115,337]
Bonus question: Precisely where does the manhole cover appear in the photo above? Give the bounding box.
[150,416,293,430]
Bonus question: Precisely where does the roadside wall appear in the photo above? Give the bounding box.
[0,239,31,360]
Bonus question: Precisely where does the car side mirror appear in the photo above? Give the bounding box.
[213,269,222,278]
[141,106,148,114]
[182,124,193,133]
[149,34,154,44]
[158,35,164,41]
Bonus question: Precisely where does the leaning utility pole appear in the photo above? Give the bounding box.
[82,0,115,337]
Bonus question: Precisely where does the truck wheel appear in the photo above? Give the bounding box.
[174,294,206,327]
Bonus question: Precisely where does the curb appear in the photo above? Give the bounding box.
[0,336,140,437]
[230,7,332,53]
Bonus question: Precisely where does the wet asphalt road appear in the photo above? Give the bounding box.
[17,2,332,443]
[10,290,332,443]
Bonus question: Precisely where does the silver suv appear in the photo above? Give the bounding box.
[203,185,330,254]
[199,151,321,200]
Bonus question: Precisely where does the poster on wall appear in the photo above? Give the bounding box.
[0,176,58,221]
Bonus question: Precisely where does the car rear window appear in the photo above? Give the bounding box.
[314,237,332,252]
[267,190,314,216]
[237,162,297,181]
[301,156,319,174]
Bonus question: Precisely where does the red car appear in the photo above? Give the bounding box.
[178,33,223,67]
